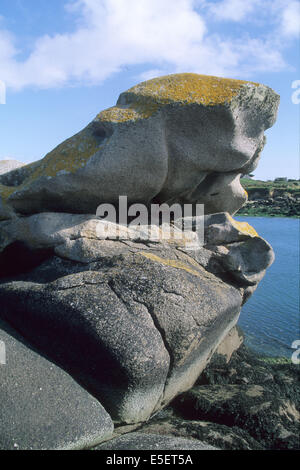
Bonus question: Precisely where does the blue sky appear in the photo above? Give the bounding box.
[0,0,299,180]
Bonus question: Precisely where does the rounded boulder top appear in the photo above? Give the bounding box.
[125,73,260,106]
[0,73,280,218]
[98,73,261,122]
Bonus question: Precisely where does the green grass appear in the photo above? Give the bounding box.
[241,178,300,194]
[237,178,300,217]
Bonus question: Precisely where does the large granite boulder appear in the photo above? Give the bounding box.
[0,74,279,218]
[0,244,242,423]
[0,74,278,447]
[0,212,274,424]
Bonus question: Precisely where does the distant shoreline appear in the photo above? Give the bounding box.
[237,210,300,218]
[237,178,300,218]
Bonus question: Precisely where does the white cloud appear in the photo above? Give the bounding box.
[206,0,260,22]
[281,1,300,37]
[0,0,297,91]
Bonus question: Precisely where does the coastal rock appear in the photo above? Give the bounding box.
[0,74,279,217]
[173,382,300,448]
[94,432,217,450]
[0,211,274,294]
[171,345,300,449]
[137,412,263,450]
[135,344,300,450]
[178,212,274,301]
[0,239,243,423]
[0,73,279,446]
[0,208,274,425]
[0,319,114,450]
[0,211,199,264]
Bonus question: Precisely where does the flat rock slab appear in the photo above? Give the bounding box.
[0,319,113,450]
[94,432,217,450]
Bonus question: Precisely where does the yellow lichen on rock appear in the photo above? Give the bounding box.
[97,73,259,123]
[229,215,259,237]
[139,251,201,277]
[25,132,101,182]
[128,73,259,106]
[97,98,160,122]
[98,106,141,123]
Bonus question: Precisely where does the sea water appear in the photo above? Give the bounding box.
[235,216,300,358]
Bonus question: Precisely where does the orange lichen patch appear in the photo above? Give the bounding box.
[128,73,259,106]
[97,73,259,123]
[98,106,141,123]
[98,100,161,122]
[24,132,101,183]
[229,215,259,237]
[1,131,102,203]
[139,251,201,277]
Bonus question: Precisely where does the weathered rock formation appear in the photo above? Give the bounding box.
[0,212,274,426]
[0,73,279,449]
[0,74,279,219]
